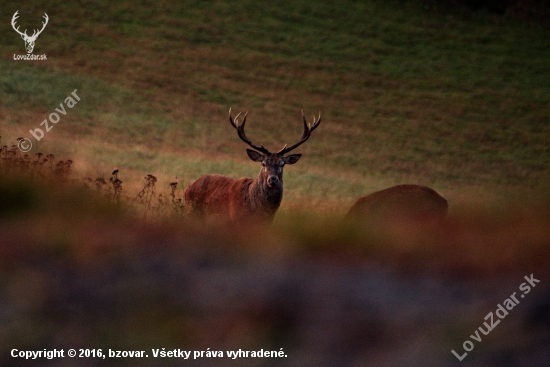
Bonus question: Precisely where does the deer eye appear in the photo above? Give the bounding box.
[261,162,266,166]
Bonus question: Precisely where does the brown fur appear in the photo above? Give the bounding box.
[184,151,298,224]
[347,184,448,223]
[184,169,284,223]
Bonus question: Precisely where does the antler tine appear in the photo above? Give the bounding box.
[11,11,27,37]
[228,109,269,154]
[300,110,309,138]
[277,110,321,155]
[311,110,321,131]
[35,13,49,37]
[240,111,248,127]
[229,107,242,128]
[11,11,19,25]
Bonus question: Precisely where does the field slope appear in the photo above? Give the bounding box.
[1,0,549,211]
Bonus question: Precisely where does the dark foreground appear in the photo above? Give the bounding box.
[1,179,549,367]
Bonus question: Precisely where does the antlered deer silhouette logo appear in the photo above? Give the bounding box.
[11,10,49,54]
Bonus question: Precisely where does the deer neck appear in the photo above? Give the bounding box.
[248,170,283,215]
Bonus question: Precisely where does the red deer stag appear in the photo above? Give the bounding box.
[185,109,321,223]
[346,184,448,224]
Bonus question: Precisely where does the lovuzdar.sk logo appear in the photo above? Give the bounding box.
[12,10,48,61]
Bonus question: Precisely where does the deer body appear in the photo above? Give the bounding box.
[185,173,281,222]
[185,110,320,223]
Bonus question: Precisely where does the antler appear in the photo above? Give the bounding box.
[11,11,27,37]
[277,110,321,154]
[229,108,270,154]
[30,13,49,39]
[11,11,48,40]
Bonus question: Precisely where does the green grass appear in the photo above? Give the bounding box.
[1,0,549,209]
[1,3,549,362]
[0,63,123,111]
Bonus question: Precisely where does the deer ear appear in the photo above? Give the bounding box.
[246,149,264,162]
[283,154,301,165]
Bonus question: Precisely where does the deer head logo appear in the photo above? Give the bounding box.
[11,10,49,54]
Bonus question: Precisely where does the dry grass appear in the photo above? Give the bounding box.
[2,140,548,278]
[0,141,549,366]
[1,0,548,213]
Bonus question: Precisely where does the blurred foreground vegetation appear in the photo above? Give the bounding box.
[1,147,549,366]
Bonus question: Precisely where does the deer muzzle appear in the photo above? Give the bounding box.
[267,176,279,187]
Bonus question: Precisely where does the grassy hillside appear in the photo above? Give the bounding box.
[1,2,550,365]
[1,0,549,211]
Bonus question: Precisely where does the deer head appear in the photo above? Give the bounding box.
[12,11,49,54]
[229,108,321,189]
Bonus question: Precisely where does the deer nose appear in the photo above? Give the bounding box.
[267,176,279,187]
